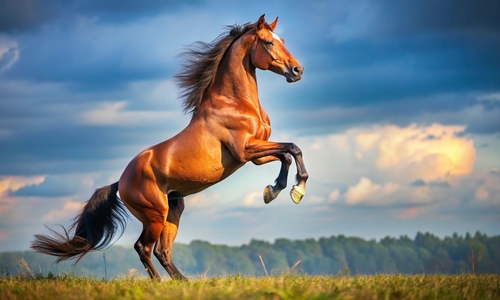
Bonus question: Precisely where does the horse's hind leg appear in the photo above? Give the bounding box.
[134,218,164,280]
[154,195,187,280]
[126,192,167,280]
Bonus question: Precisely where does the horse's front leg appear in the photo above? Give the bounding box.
[252,153,292,204]
[244,139,308,204]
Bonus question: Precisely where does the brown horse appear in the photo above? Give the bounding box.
[31,15,308,281]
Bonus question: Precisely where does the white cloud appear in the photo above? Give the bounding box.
[292,123,478,208]
[242,191,263,208]
[184,192,211,209]
[0,176,45,197]
[328,190,340,202]
[42,199,84,222]
[297,123,476,189]
[345,177,399,205]
[474,170,500,205]
[342,176,433,207]
[477,93,500,102]
[354,123,476,182]
[0,37,19,72]
[0,176,46,219]
[80,101,179,126]
[308,195,326,205]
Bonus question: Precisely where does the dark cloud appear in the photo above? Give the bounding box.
[3,26,175,89]
[369,0,500,38]
[0,119,183,175]
[262,1,500,136]
[295,33,500,110]
[74,0,206,24]
[0,0,206,33]
[0,0,65,33]
[464,110,500,134]
[411,179,426,187]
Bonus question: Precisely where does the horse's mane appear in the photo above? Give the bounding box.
[174,21,258,115]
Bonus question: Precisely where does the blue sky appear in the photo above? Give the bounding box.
[0,0,499,251]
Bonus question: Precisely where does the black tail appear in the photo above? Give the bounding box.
[31,182,128,263]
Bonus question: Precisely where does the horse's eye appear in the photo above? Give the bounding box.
[265,40,274,47]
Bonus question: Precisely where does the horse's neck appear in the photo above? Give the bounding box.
[209,38,260,109]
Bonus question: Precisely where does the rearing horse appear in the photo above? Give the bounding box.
[31,15,308,280]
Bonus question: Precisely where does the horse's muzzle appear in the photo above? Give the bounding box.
[285,65,304,82]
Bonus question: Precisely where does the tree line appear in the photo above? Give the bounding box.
[1,232,499,278]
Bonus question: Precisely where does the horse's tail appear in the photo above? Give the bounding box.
[31,182,128,263]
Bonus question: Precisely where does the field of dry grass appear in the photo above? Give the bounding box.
[1,274,499,300]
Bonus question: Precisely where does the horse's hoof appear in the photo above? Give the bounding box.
[290,185,305,204]
[263,185,275,204]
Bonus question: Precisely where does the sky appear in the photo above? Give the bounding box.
[0,0,499,252]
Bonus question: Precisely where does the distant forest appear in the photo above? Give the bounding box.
[1,232,499,278]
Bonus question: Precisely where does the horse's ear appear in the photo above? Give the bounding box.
[269,17,278,31]
[257,14,266,30]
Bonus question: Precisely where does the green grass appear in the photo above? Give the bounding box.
[1,274,499,300]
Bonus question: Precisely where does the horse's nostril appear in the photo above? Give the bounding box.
[293,66,302,76]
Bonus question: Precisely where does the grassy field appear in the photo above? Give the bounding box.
[1,274,499,300]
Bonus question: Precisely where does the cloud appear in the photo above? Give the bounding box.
[327,0,500,41]
[0,175,45,197]
[5,16,174,88]
[0,0,206,33]
[0,175,45,216]
[341,176,434,207]
[328,190,340,202]
[477,93,500,102]
[345,177,398,205]
[474,170,500,205]
[75,0,206,23]
[241,191,263,208]
[281,122,479,212]
[297,123,476,189]
[397,207,421,219]
[420,102,500,135]
[42,199,84,222]
[277,2,500,131]
[0,0,64,33]
[292,123,483,209]
[80,101,179,126]
[0,36,19,72]
[10,174,99,198]
[354,123,476,182]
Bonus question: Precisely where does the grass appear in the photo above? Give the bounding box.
[1,274,499,300]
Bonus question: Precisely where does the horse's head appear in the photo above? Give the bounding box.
[250,15,304,83]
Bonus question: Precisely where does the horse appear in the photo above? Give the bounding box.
[31,14,308,281]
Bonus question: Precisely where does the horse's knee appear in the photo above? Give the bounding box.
[287,143,302,157]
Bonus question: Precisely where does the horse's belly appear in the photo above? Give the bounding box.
[164,143,244,195]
